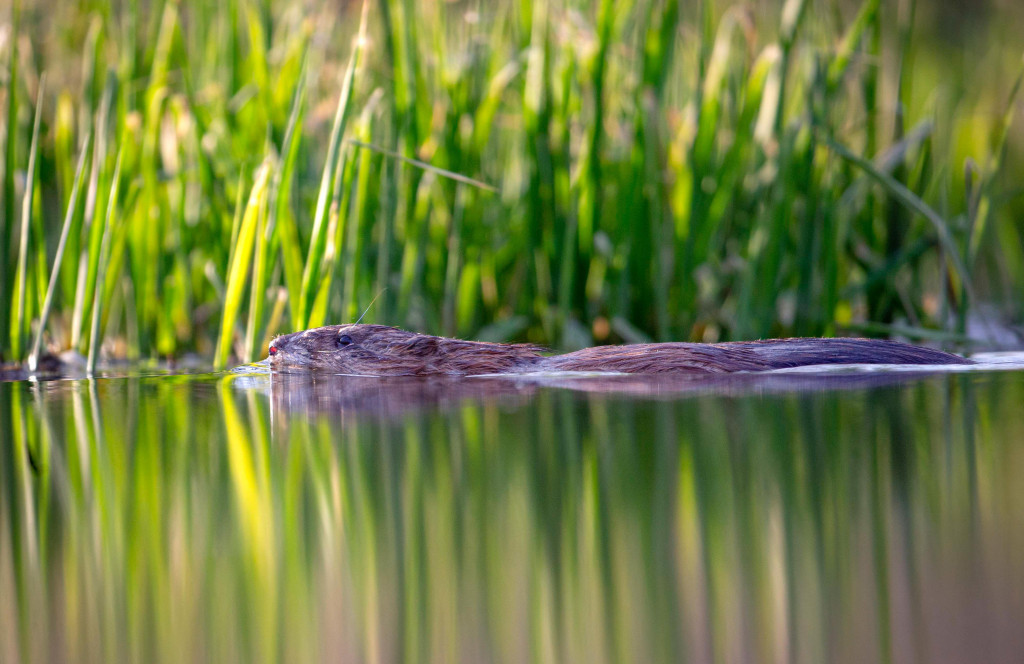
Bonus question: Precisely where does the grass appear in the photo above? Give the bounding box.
[1,0,1022,369]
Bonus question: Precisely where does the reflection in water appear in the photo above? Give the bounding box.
[1,370,1023,662]
[263,372,540,419]
[261,369,955,420]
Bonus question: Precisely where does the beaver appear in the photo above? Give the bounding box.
[267,324,970,376]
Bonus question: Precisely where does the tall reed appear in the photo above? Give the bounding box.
[2,0,1021,365]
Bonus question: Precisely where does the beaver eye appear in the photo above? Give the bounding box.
[337,334,353,348]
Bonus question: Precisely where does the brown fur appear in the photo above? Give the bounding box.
[269,325,546,375]
[268,325,969,376]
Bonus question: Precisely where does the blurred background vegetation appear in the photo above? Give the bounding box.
[1,0,1022,368]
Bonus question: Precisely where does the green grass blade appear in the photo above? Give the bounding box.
[967,57,1024,262]
[11,75,43,361]
[269,58,307,334]
[296,0,369,330]
[347,140,497,192]
[309,140,357,329]
[340,104,380,323]
[244,0,273,127]
[71,82,113,352]
[828,138,978,307]
[0,1,20,355]
[243,180,270,362]
[29,132,94,371]
[827,0,881,90]
[214,160,273,370]
[87,147,125,375]
[577,0,614,257]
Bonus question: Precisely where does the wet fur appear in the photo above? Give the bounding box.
[269,325,969,376]
[544,338,968,373]
[269,324,546,375]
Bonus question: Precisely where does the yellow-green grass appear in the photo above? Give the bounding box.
[1,0,1022,367]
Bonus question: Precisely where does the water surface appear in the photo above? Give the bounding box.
[2,366,1023,663]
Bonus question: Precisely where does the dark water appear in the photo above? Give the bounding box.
[2,366,1023,663]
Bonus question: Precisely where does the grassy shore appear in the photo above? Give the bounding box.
[1,0,1022,368]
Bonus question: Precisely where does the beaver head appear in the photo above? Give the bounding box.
[268,324,546,376]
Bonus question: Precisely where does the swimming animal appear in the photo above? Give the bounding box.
[267,324,969,376]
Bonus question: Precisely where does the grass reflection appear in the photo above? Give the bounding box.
[1,371,1023,662]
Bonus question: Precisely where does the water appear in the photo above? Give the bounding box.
[2,364,1024,663]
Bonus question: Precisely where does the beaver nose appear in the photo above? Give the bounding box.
[269,331,300,357]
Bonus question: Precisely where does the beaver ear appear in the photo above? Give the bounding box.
[404,335,439,356]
